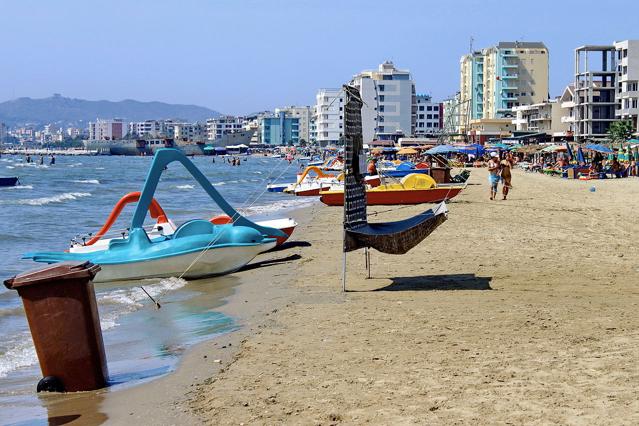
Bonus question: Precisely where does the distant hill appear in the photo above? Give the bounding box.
[0,94,222,128]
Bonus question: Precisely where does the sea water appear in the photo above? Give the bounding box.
[0,154,310,423]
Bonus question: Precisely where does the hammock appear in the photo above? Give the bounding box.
[342,85,448,257]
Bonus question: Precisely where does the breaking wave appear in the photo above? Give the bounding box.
[0,192,92,206]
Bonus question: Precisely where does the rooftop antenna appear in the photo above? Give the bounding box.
[469,36,474,53]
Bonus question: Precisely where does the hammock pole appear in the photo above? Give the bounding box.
[366,248,371,279]
[342,251,347,292]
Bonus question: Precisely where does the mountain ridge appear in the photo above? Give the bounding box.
[0,94,223,127]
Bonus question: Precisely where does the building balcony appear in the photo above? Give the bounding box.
[619,90,639,99]
[561,116,576,123]
[502,63,518,69]
[616,107,639,117]
[501,51,518,57]
[501,85,517,90]
[502,74,518,79]
[501,95,518,101]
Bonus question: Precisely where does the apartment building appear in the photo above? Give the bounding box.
[414,94,442,135]
[615,40,639,135]
[206,116,244,142]
[511,99,571,139]
[0,122,7,143]
[261,111,300,145]
[314,88,344,146]
[174,122,206,142]
[88,118,125,140]
[460,41,549,135]
[574,45,617,140]
[275,106,312,143]
[128,120,165,138]
[351,61,416,142]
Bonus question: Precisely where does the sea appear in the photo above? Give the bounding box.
[0,153,310,423]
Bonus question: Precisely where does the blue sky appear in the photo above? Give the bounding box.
[1,0,638,115]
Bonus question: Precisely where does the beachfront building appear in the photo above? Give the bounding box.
[0,122,7,143]
[88,118,126,140]
[573,45,617,141]
[173,122,206,142]
[351,61,416,142]
[260,111,300,145]
[511,99,572,140]
[460,41,549,135]
[414,94,442,136]
[442,92,465,137]
[314,88,343,146]
[275,106,312,143]
[559,84,577,136]
[206,116,244,142]
[615,40,639,135]
[128,120,166,138]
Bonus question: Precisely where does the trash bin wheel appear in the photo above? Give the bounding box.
[37,376,64,393]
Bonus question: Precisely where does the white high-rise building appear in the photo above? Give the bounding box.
[128,120,166,138]
[314,88,344,146]
[275,106,312,143]
[351,61,416,142]
[88,118,126,140]
[615,40,639,135]
[206,116,244,141]
[0,122,7,143]
[414,94,442,135]
[174,122,206,142]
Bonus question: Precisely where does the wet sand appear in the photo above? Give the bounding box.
[45,169,639,424]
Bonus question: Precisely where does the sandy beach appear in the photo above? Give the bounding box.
[41,168,639,424]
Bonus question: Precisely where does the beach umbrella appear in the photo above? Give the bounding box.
[577,145,586,164]
[397,147,418,155]
[584,143,613,153]
[487,143,512,151]
[425,144,459,155]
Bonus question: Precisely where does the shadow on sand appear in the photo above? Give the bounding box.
[373,274,492,291]
[239,254,302,272]
[267,240,312,253]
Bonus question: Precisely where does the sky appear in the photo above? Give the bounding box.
[1,0,639,115]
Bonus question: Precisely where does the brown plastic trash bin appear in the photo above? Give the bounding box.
[4,261,108,392]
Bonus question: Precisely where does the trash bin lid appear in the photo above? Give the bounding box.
[4,261,101,290]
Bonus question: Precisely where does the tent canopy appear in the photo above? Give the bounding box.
[397,147,418,155]
[425,144,459,155]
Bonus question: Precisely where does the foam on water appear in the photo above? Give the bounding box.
[98,277,188,330]
[0,185,32,190]
[0,332,36,378]
[0,278,189,378]
[6,166,14,169]
[73,179,100,184]
[240,197,315,216]
[0,192,92,206]
[175,184,194,190]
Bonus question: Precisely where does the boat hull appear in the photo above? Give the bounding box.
[319,187,463,206]
[93,243,274,283]
[0,177,19,187]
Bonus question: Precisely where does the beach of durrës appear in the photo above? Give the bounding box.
[14,166,639,425]
[0,153,312,424]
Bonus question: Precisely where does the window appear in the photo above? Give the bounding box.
[433,114,439,119]
[418,114,424,119]
[427,114,432,119]
[427,106,432,111]
[382,75,392,80]
[433,106,439,111]
[418,122,424,127]
[378,84,385,91]
[419,106,424,111]
[427,123,432,128]
[379,95,385,102]
[379,105,384,112]
[434,123,439,128]
[378,126,385,132]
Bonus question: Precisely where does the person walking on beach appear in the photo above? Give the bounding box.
[500,152,514,200]
[487,152,501,200]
